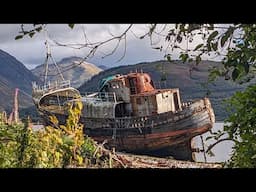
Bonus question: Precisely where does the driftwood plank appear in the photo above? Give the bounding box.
[114,152,222,168]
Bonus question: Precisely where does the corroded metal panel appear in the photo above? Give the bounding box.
[130,94,158,117]
[82,100,117,118]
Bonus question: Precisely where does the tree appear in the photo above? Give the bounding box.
[223,85,256,167]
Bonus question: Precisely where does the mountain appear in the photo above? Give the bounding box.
[31,56,102,88]
[0,49,41,113]
[79,60,249,121]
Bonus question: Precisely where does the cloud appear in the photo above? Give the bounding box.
[0,24,169,69]
[0,24,225,70]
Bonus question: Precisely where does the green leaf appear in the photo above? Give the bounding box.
[244,63,249,74]
[166,55,172,62]
[176,34,182,43]
[209,68,221,81]
[207,31,219,43]
[196,55,202,65]
[220,27,234,47]
[207,150,215,157]
[211,42,218,51]
[35,26,42,32]
[232,68,239,81]
[29,32,35,38]
[194,43,204,51]
[15,35,23,40]
[221,35,229,47]
[179,53,189,63]
[187,24,201,33]
[207,42,211,52]
[68,24,75,29]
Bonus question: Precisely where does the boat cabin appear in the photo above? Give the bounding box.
[82,72,182,118]
[130,89,182,117]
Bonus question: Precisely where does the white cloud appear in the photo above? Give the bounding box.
[0,24,227,69]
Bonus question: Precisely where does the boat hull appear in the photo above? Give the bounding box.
[37,97,214,161]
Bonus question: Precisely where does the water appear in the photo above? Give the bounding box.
[193,122,234,163]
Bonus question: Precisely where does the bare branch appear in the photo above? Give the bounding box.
[116,34,127,62]
[206,138,237,153]
[101,38,122,59]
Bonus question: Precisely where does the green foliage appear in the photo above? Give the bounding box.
[204,85,256,168]
[194,43,204,51]
[68,24,75,29]
[166,54,172,62]
[15,24,43,40]
[179,53,189,63]
[0,100,101,168]
[219,85,256,168]
[163,24,256,83]
[0,123,23,167]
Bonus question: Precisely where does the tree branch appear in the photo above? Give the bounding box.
[206,138,237,153]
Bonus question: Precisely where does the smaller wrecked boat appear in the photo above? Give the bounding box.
[32,72,215,161]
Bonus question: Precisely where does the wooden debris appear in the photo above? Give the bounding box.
[113,152,222,168]
[93,140,222,168]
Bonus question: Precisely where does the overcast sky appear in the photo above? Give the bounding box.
[0,24,225,70]
[0,24,174,69]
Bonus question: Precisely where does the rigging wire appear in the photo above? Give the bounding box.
[43,27,65,84]
[37,55,88,78]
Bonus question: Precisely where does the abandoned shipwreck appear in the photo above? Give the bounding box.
[32,72,215,161]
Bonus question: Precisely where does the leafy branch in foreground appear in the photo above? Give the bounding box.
[205,84,256,168]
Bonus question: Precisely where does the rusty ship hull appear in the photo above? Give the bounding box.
[32,72,215,161]
[39,96,214,161]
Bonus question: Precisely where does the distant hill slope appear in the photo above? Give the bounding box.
[79,60,248,121]
[0,49,41,112]
[31,56,102,88]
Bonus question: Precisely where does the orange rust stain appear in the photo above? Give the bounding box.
[126,72,155,94]
[91,124,212,150]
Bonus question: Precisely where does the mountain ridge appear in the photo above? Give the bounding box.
[79,60,248,121]
[31,56,102,88]
[0,49,41,112]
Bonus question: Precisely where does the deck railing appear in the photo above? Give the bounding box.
[80,92,119,102]
[32,80,71,94]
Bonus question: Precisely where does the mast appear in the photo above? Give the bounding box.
[43,28,64,87]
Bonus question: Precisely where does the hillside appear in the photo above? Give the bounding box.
[0,49,41,113]
[31,56,102,88]
[79,60,248,121]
